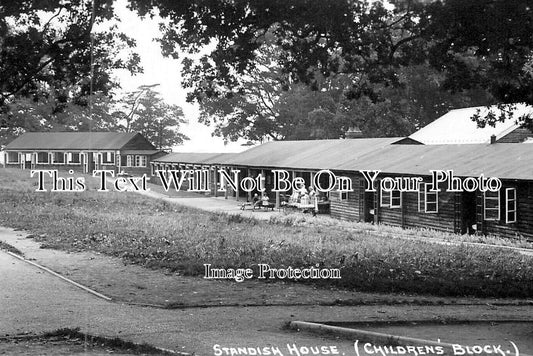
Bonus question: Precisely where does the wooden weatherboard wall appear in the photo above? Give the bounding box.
[329,173,532,240]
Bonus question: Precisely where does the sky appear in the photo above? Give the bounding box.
[111,0,248,153]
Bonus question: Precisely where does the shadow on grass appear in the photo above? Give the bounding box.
[0,327,182,355]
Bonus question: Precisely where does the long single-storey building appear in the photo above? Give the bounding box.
[3,132,164,175]
[150,138,533,240]
[327,143,533,239]
[150,137,406,201]
[150,152,237,194]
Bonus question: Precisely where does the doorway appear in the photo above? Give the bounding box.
[461,191,477,234]
[363,191,375,223]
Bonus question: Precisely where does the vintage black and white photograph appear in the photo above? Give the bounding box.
[1,0,532,355]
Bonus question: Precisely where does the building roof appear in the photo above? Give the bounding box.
[153,138,533,181]
[409,104,533,144]
[121,150,161,155]
[215,138,402,170]
[5,132,140,150]
[336,143,533,180]
[153,152,238,165]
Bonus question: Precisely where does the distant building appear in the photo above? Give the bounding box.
[3,132,165,175]
[409,104,533,144]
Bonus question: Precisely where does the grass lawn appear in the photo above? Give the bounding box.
[0,167,532,298]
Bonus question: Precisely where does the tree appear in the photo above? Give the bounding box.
[125,89,188,150]
[422,0,533,127]
[129,0,533,133]
[130,0,426,99]
[189,39,488,142]
[0,0,141,143]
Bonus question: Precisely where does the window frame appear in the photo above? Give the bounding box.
[68,152,81,164]
[336,179,350,201]
[101,151,115,164]
[380,188,390,207]
[505,188,517,224]
[135,155,146,167]
[36,152,49,164]
[6,151,19,164]
[380,188,402,208]
[50,152,65,164]
[418,183,438,213]
[390,190,402,208]
[483,190,500,221]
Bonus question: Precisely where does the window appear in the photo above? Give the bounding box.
[51,152,65,164]
[116,154,121,166]
[135,155,146,167]
[505,188,517,224]
[390,190,402,208]
[6,152,19,163]
[67,152,81,164]
[381,188,402,208]
[484,190,500,221]
[102,152,114,164]
[125,155,146,167]
[418,183,438,213]
[37,152,49,164]
[336,179,350,201]
[380,189,390,207]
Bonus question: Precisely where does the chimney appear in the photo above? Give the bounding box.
[490,134,497,144]
[345,126,363,139]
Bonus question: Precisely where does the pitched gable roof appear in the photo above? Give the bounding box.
[409,104,533,144]
[5,132,148,150]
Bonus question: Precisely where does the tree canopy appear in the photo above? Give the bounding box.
[128,0,533,141]
[2,0,532,145]
[124,88,188,150]
[0,0,189,150]
[0,0,141,145]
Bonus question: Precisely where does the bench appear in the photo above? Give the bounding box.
[255,202,276,211]
[240,202,276,211]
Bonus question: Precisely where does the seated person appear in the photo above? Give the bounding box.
[261,194,270,206]
[252,193,261,208]
[300,193,310,206]
[308,186,317,200]
[288,191,299,205]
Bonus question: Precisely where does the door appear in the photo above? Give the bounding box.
[81,153,89,174]
[363,191,375,223]
[30,153,36,169]
[461,191,477,234]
